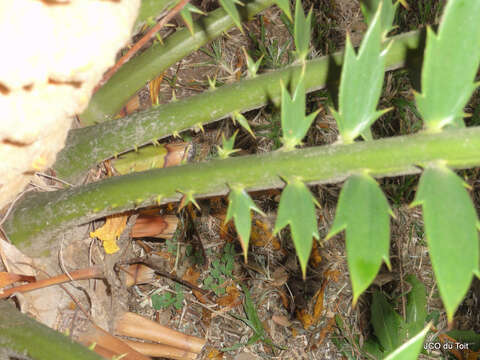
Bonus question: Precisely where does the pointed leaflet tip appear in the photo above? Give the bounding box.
[293,0,312,62]
[217,130,241,159]
[335,2,388,142]
[330,174,391,302]
[417,2,480,130]
[280,67,317,151]
[274,179,319,278]
[233,111,255,138]
[178,190,200,211]
[219,0,243,32]
[226,186,265,262]
[273,0,292,21]
[414,166,479,321]
[180,6,195,35]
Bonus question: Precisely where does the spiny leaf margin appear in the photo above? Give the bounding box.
[326,173,391,304]
[411,164,479,322]
[331,1,394,143]
[226,185,265,261]
[415,0,480,131]
[274,178,319,278]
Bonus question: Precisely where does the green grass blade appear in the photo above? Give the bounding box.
[273,178,319,278]
[411,165,479,322]
[332,2,394,143]
[326,174,391,304]
[415,0,480,131]
[405,274,427,338]
[226,186,265,261]
[241,284,265,336]
[371,291,405,353]
[383,323,431,360]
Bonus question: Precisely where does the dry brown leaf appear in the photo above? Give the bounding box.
[90,213,129,254]
[272,314,291,327]
[216,285,241,310]
[270,267,288,287]
[182,266,206,302]
[277,289,289,310]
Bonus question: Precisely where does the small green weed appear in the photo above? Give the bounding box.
[254,111,283,149]
[203,243,236,296]
[151,283,185,310]
[394,0,443,31]
[165,236,178,254]
[248,16,293,70]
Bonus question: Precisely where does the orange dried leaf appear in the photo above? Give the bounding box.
[183,267,200,283]
[207,348,223,359]
[324,269,341,282]
[216,285,241,310]
[149,72,165,106]
[250,219,281,250]
[202,307,212,326]
[310,241,322,268]
[313,280,328,322]
[183,267,205,301]
[90,213,128,254]
[296,309,314,330]
[468,352,480,360]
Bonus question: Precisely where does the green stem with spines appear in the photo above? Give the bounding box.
[6,126,480,255]
[55,30,422,184]
[79,0,276,126]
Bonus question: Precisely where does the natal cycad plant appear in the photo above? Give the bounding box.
[3,0,480,358]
